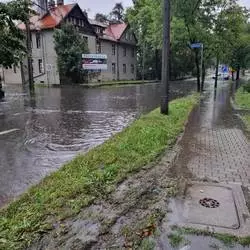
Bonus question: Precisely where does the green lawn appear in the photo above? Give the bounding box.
[235,87,250,109]
[0,94,198,250]
[235,87,250,129]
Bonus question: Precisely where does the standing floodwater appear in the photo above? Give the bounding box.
[0,81,195,207]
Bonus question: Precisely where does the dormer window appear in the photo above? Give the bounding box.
[96,27,101,33]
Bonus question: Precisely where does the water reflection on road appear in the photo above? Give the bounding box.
[0,81,196,207]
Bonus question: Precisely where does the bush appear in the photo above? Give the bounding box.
[243,81,250,93]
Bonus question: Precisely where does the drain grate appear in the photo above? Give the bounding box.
[199,198,220,208]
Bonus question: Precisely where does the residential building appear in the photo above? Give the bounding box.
[2,0,137,85]
[89,19,137,81]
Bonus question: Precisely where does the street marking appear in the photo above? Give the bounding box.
[0,129,20,136]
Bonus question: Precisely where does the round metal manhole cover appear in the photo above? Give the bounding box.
[199,198,220,208]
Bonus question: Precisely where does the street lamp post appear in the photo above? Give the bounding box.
[160,0,170,115]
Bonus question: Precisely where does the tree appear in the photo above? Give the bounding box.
[95,13,108,23]
[111,2,124,22]
[0,0,31,96]
[54,23,88,84]
[0,0,30,67]
[229,22,250,80]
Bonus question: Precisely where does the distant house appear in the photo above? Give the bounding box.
[89,19,137,81]
[2,0,137,85]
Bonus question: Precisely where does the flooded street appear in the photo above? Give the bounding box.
[0,80,196,207]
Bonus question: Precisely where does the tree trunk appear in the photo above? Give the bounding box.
[214,56,219,89]
[155,49,158,80]
[195,49,201,92]
[201,61,205,91]
[0,77,4,98]
[236,67,240,80]
[232,71,235,81]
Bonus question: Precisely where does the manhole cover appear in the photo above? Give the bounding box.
[180,184,240,229]
[199,198,220,208]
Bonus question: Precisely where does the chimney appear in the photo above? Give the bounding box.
[57,0,64,6]
[48,0,55,10]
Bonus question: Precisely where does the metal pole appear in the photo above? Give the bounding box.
[142,42,145,82]
[201,44,203,91]
[160,0,170,115]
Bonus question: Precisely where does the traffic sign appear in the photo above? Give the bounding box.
[190,43,203,49]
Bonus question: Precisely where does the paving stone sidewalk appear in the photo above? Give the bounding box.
[162,81,250,250]
[174,81,250,187]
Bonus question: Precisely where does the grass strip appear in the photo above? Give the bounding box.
[242,114,250,131]
[174,227,250,247]
[0,94,198,250]
[235,87,250,109]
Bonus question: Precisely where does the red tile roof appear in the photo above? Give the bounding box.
[103,23,128,41]
[18,4,76,30]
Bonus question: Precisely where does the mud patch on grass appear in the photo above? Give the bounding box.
[28,146,184,249]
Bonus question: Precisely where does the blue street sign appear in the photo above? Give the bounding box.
[190,43,203,49]
[222,65,229,73]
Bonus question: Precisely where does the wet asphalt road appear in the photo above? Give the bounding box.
[0,80,196,207]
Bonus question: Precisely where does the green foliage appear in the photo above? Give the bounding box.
[168,233,185,247]
[235,86,250,108]
[175,227,250,247]
[0,95,198,250]
[242,114,250,131]
[54,23,88,83]
[230,23,250,71]
[126,0,249,83]
[0,0,30,67]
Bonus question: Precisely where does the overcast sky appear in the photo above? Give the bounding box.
[65,0,249,18]
[65,0,132,18]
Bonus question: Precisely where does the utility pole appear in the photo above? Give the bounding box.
[25,0,34,91]
[160,0,170,115]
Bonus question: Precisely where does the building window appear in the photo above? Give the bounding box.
[123,47,126,56]
[96,41,101,53]
[131,64,135,74]
[38,59,43,74]
[123,64,126,74]
[36,33,41,49]
[129,33,133,41]
[96,27,101,33]
[112,63,116,74]
[125,32,129,40]
[132,48,135,57]
[83,36,88,45]
[112,44,116,55]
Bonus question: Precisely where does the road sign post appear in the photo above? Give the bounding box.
[160,0,170,115]
[191,43,203,89]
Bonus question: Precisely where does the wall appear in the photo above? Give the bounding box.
[32,30,60,85]
[98,40,117,81]
[118,44,136,81]
[1,65,23,84]
[97,39,136,82]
